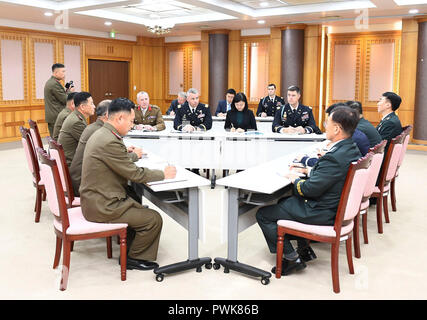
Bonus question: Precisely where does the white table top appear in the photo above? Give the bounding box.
[163,115,274,122]
[129,148,211,192]
[215,142,325,194]
[127,128,326,141]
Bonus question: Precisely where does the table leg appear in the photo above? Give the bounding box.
[213,188,271,285]
[154,187,212,281]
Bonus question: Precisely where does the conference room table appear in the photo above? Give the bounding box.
[126,126,326,185]
[214,143,327,284]
[129,149,213,282]
[124,126,327,283]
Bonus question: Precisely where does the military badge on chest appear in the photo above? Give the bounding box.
[301,111,309,122]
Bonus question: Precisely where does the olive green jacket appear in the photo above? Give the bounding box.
[58,109,87,167]
[80,122,164,222]
[134,105,166,131]
[69,119,138,195]
[52,107,72,141]
[44,76,67,124]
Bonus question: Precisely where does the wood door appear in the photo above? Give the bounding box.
[88,59,129,122]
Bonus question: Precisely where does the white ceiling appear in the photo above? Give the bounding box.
[0,0,426,39]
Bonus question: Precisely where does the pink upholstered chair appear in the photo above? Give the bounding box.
[353,140,386,258]
[390,125,412,212]
[20,126,45,223]
[276,152,373,293]
[36,147,128,291]
[28,119,44,153]
[371,132,405,234]
[47,137,80,208]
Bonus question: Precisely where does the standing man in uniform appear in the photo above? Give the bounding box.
[272,85,321,134]
[166,92,187,116]
[52,92,76,141]
[44,63,74,137]
[256,106,361,275]
[58,91,95,166]
[174,88,212,132]
[215,88,236,117]
[80,97,177,270]
[256,84,285,117]
[133,91,165,131]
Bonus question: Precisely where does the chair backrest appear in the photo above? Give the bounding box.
[37,147,70,231]
[363,140,387,198]
[47,137,75,205]
[334,152,373,232]
[397,125,412,168]
[20,126,41,184]
[378,132,405,188]
[28,119,44,152]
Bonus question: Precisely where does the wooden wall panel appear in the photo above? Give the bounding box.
[303,25,322,125]
[228,30,241,92]
[399,19,418,138]
[0,26,138,142]
[0,32,28,106]
[269,27,282,97]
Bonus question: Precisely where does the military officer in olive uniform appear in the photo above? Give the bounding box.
[133,91,165,131]
[80,98,177,270]
[174,88,212,132]
[52,92,76,141]
[44,63,74,136]
[256,106,361,275]
[376,92,403,154]
[58,92,95,166]
[272,86,321,134]
[69,100,143,196]
[256,83,285,117]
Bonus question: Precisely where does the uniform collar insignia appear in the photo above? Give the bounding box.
[111,130,122,140]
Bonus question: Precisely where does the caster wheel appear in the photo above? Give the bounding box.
[156,274,164,282]
[224,267,229,274]
[213,263,220,270]
[196,266,202,273]
[261,277,270,285]
[205,263,212,270]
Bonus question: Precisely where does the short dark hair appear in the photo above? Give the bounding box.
[287,85,301,94]
[325,102,347,115]
[66,92,76,102]
[231,92,248,112]
[267,83,276,89]
[52,63,65,72]
[96,100,111,117]
[329,106,359,136]
[382,92,402,111]
[73,92,92,108]
[346,100,363,115]
[108,98,135,117]
[226,88,236,96]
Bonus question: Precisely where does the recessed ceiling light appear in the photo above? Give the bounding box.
[257,20,266,24]
[44,12,53,17]
[260,1,269,7]
[104,21,112,26]
[409,9,419,14]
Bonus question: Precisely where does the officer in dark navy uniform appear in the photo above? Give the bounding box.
[256,83,285,117]
[272,85,321,134]
[173,88,212,132]
[166,91,187,116]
